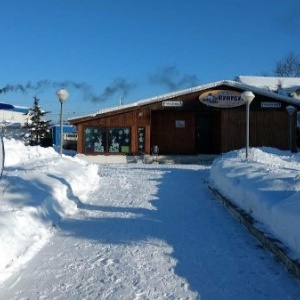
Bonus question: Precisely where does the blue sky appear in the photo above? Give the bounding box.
[0,0,299,122]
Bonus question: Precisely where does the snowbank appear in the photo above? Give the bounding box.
[210,147,300,259]
[0,139,100,283]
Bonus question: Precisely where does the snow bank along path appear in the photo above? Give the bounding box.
[210,148,300,259]
[1,164,300,299]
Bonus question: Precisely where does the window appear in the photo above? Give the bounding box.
[84,126,131,153]
[137,127,145,154]
[108,128,130,153]
[84,127,106,152]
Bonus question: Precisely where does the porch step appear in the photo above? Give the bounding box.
[143,154,219,165]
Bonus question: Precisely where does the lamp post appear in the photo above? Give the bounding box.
[286,105,296,152]
[56,88,69,156]
[241,91,255,159]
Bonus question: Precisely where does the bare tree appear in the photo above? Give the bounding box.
[274,52,300,77]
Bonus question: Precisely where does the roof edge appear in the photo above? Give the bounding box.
[69,79,300,122]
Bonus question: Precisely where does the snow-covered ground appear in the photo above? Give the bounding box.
[0,139,300,299]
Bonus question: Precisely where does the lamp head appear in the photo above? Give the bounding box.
[241,91,255,104]
[56,89,69,103]
[286,105,296,115]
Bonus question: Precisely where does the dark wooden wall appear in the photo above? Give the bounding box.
[151,111,195,154]
[220,109,245,152]
[220,109,292,153]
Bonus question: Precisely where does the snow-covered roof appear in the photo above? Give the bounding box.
[69,79,300,122]
[13,106,29,114]
[236,76,300,93]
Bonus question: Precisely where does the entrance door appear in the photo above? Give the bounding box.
[195,114,214,154]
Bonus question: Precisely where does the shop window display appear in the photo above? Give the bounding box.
[84,127,130,153]
[108,128,130,153]
[84,127,106,153]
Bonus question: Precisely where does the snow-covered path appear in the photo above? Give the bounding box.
[1,164,300,300]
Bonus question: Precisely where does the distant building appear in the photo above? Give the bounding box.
[0,103,29,140]
[0,105,29,126]
[52,124,77,150]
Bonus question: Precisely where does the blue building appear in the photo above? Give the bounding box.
[52,124,77,150]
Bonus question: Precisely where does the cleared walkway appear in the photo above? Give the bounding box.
[1,164,300,299]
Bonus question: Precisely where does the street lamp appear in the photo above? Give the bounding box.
[56,88,69,156]
[241,91,255,159]
[286,105,296,152]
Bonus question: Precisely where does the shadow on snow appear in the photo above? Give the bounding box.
[57,166,300,299]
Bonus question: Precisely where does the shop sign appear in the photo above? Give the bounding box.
[199,90,245,108]
[261,102,281,108]
[162,101,183,107]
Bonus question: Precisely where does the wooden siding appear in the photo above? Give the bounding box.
[220,109,293,153]
[151,111,195,154]
[220,109,245,152]
[76,109,151,155]
[80,109,150,127]
[251,111,290,149]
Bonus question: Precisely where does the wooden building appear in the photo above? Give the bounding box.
[69,80,300,156]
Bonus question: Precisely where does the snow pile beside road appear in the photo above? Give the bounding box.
[0,139,100,283]
[210,147,300,259]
